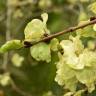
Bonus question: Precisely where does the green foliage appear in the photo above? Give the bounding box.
[76,68,96,93]
[55,35,96,94]
[64,77,78,92]
[30,42,51,63]
[50,38,59,51]
[87,40,96,50]
[11,53,24,67]
[0,72,11,86]
[1,0,96,96]
[0,40,23,53]
[93,24,96,31]
[24,13,50,42]
[59,36,84,70]
[39,0,52,9]
[73,90,85,96]
[42,91,55,96]
[63,92,73,96]
[76,21,96,38]
[89,2,96,14]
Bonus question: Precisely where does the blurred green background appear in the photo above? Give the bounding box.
[0,0,96,96]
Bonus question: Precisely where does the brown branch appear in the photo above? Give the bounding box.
[24,18,96,47]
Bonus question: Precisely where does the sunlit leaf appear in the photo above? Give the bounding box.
[66,54,84,70]
[73,89,85,96]
[93,24,96,31]
[76,21,96,38]
[76,68,96,92]
[0,40,23,53]
[24,13,50,42]
[50,38,59,51]
[64,77,78,92]
[63,92,73,96]
[30,42,51,63]
[87,40,96,50]
[55,54,76,86]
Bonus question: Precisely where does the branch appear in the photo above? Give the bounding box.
[24,17,96,47]
[3,0,12,70]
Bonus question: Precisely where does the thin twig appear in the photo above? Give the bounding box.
[24,18,96,47]
[3,0,12,71]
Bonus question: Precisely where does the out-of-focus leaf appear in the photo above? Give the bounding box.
[0,73,11,86]
[42,91,55,96]
[93,24,96,31]
[39,0,52,9]
[88,2,96,14]
[11,53,24,67]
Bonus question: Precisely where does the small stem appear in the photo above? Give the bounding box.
[3,0,12,70]
[24,18,96,47]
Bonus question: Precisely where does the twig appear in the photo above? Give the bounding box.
[3,0,12,70]
[24,18,96,47]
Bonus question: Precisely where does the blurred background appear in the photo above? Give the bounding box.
[0,0,96,96]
